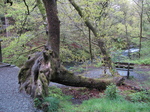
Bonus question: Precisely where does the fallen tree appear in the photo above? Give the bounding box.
[18,0,124,98]
[18,49,124,98]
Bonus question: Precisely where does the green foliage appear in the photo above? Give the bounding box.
[94,61,103,68]
[60,46,75,62]
[34,96,60,112]
[60,45,90,63]
[104,83,118,99]
[43,97,60,112]
[129,90,150,102]
[135,58,150,65]
[48,86,64,100]
[2,32,36,66]
[34,97,42,108]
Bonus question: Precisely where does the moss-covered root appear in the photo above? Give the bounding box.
[18,51,52,98]
[34,73,49,97]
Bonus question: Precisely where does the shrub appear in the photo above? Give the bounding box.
[48,86,64,100]
[34,96,60,112]
[104,83,118,99]
[94,62,103,68]
[42,97,60,112]
[129,90,150,102]
[34,97,42,108]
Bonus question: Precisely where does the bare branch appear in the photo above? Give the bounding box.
[23,0,30,15]
[132,0,141,8]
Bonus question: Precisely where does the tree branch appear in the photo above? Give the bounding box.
[68,0,120,76]
[23,0,30,15]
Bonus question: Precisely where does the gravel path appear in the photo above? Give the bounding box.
[0,66,41,112]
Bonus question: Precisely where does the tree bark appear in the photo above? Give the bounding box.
[42,0,60,57]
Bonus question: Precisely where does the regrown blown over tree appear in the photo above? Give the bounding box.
[18,0,124,98]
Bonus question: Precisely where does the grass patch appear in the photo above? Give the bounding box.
[76,97,150,112]
[35,86,150,112]
[58,85,150,112]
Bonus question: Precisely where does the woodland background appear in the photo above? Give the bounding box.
[0,0,150,67]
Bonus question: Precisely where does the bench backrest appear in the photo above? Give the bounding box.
[114,62,134,70]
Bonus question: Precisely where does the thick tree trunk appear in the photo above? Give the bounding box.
[68,0,119,76]
[42,0,60,57]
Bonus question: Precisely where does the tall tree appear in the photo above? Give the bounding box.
[133,0,144,58]
[18,0,124,98]
[139,0,144,58]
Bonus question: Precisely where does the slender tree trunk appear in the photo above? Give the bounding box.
[36,0,48,35]
[88,28,93,62]
[4,10,10,37]
[124,12,130,59]
[139,0,144,58]
[125,24,130,59]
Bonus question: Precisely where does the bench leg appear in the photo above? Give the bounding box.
[127,63,130,79]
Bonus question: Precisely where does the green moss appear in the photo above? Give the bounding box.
[39,73,49,96]
[18,68,29,83]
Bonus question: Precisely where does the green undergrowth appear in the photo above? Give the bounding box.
[129,90,150,102]
[1,32,41,67]
[126,57,150,65]
[34,85,150,112]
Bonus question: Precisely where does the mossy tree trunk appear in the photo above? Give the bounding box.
[68,0,119,76]
[18,0,124,98]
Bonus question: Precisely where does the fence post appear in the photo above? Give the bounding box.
[0,39,3,62]
[127,63,130,79]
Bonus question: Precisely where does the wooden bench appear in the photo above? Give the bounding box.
[114,62,135,78]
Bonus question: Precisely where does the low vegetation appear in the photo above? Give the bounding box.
[34,85,150,112]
